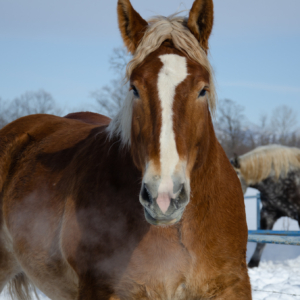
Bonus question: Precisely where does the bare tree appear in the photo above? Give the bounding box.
[215,99,250,157]
[8,90,61,120]
[215,101,300,158]
[0,90,61,129]
[250,114,273,146]
[257,114,269,143]
[109,47,131,73]
[0,97,9,128]
[271,105,298,144]
[91,47,132,117]
[91,77,129,118]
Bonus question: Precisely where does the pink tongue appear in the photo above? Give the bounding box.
[156,193,171,214]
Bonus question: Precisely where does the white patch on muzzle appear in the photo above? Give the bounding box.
[156,54,188,212]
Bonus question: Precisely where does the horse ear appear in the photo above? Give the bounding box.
[231,153,241,169]
[117,0,148,54]
[187,0,214,53]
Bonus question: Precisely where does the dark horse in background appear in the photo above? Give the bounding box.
[0,0,251,299]
[231,144,300,268]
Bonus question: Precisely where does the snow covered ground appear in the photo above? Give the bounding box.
[249,257,300,299]
[0,290,48,300]
[0,187,299,299]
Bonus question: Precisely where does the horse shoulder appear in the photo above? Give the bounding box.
[0,114,104,299]
[0,125,33,192]
[64,112,111,126]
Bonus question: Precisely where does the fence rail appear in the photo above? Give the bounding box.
[245,194,300,245]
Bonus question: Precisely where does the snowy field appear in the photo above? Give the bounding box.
[1,187,299,299]
[250,257,300,299]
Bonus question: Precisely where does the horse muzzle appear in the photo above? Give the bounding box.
[139,180,190,226]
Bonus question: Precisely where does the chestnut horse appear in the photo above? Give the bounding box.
[0,0,251,299]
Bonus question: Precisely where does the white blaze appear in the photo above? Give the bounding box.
[157,54,188,200]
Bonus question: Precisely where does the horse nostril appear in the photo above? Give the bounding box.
[175,185,189,207]
[174,184,184,197]
[141,184,153,205]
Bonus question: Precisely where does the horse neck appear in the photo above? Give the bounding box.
[182,114,233,235]
[190,113,220,198]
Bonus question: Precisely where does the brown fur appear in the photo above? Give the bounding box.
[117,0,148,53]
[0,0,251,299]
[187,0,214,52]
[64,111,111,126]
[128,43,212,172]
[108,14,216,147]
[0,113,251,299]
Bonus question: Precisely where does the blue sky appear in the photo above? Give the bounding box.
[1,0,300,124]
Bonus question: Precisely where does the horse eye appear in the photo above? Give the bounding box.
[131,86,139,98]
[198,89,207,97]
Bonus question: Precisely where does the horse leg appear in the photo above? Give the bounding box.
[76,276,117,300]
[0,228,21,294]
[248,207,282,268]
[0,196,20,293]
[247,243,266,269]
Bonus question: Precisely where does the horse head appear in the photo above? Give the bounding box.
[108,0,216,226]
[230,154,248,194]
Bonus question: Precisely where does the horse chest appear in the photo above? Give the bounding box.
[114,227,193,300]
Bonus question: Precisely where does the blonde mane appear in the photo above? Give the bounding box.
[239,144,300,185]
[107,15,216,146]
